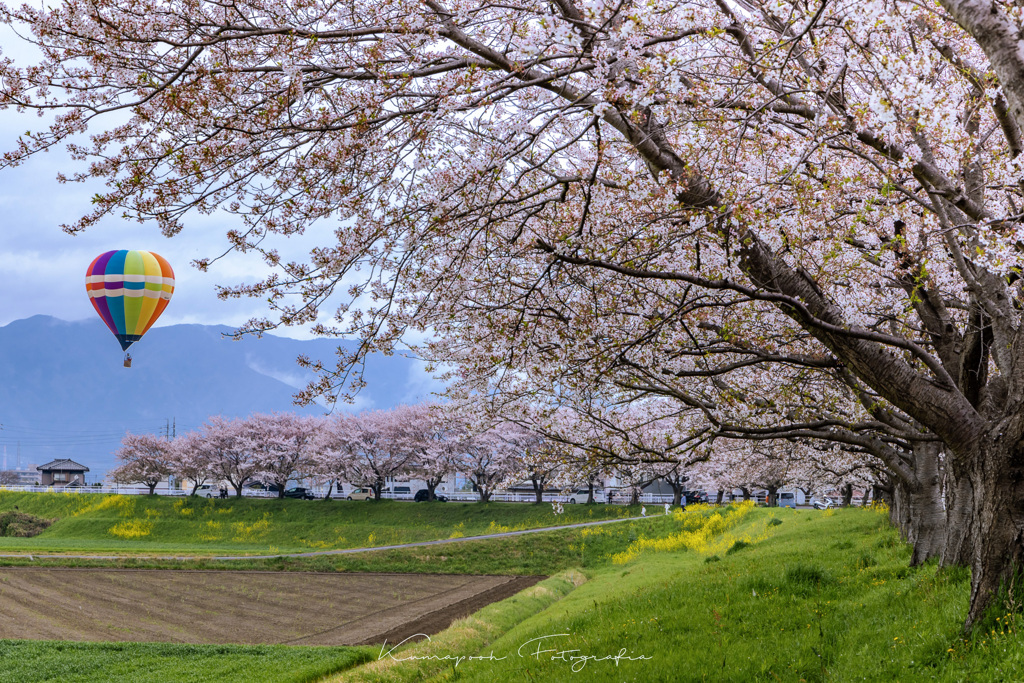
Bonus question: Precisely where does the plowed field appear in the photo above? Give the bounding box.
[0,568,541,646]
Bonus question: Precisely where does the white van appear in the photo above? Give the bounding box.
[778,492,797,508]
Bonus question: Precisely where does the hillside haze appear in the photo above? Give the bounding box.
[0,316,438,478]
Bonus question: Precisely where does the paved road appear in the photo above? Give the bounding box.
[0,512,666,562]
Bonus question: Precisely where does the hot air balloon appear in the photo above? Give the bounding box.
[85,250,175,367]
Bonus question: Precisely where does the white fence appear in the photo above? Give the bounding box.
[377,490,677,504]
[0,484,274,498]
[0,483,677,504]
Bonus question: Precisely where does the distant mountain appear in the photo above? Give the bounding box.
[0,316,440,478]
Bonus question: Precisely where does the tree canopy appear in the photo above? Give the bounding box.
[3,0,1024,627]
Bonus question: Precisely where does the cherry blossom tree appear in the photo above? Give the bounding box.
[455,424,520,503]
[404,403,456,501]
[313,413,362,499]
[168,432,215,496]
[201,416,256,497]
[342,406,418,500]
[111,433,174,495]
[7,0,1024,626]
[243,413,321,498]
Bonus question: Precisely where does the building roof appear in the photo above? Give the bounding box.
[36,459,90,472]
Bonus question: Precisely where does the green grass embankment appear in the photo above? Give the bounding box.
[335,505,1024,682]
[0,491,636,555]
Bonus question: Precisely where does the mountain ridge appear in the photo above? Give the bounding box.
[0,315,437,477]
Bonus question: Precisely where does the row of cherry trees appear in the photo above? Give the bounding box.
[111,405,534,500]
[113,401,872,504]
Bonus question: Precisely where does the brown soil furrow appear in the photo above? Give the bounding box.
[0,568,543,646]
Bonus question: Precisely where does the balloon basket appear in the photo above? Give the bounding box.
[123,354,132,368]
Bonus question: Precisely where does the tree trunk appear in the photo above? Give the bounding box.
[963,435,1024,628]
[148,482,157,495]
[323,481,334,501]
[942,459,976,568]
[861,488,871,506]
[531,477,544,504]
[907,441,947,566]
[670,483,683,507]
[766,485,779,508]
[629,487,640,506]
[872,484,887,505]
[841,483,853,507]
[473,473,493,502]
[716,490,724,505]
[890,478,913,542]
[740,487,751,501]
[586,482,595,504]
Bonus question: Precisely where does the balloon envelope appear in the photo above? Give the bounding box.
[85,250,175,351]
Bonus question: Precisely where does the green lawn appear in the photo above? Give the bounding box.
[0,509,684,575]
[0,641,376,683]
[0,491,636,555]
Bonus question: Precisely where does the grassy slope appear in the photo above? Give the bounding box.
[335,506,1024,682]
[0,491,636,555]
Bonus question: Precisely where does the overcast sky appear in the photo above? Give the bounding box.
[0,26,313,337]
[0,112,331,338]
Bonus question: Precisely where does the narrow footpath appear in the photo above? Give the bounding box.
[0,511,669,562]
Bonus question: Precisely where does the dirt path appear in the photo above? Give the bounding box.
[0,567,543,646]
[0,512,661,562]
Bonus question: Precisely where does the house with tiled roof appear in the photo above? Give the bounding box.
[36,459,89,487]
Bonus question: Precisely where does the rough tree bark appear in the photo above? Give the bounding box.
[941,463,975,568]
[889,479,912,543]
[963,431,1024,625]
[906,442,947,566]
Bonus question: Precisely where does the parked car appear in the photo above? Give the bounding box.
[682,490,708,505]
[414,489,448,502]
[346,487,375,501]
[196,484,230,499]
[385,485,413,499]
[195,484,215,498]
[283,487,315,500]
[568,489,604,504]
[778,491,797,508]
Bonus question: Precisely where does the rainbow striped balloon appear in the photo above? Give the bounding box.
[85,250,175,351]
